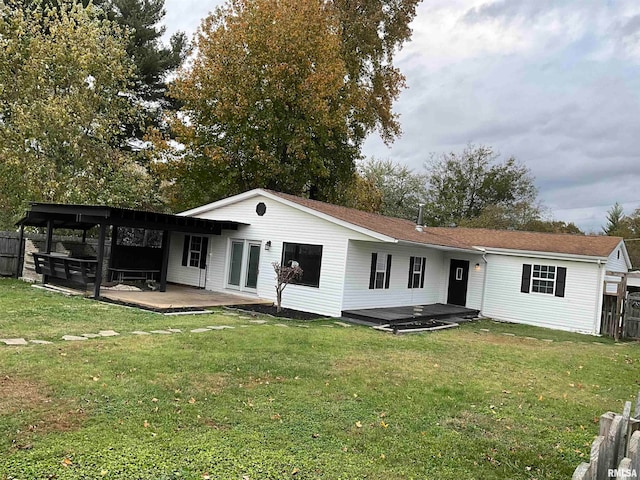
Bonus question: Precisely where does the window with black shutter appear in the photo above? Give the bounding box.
[408,256,426,289]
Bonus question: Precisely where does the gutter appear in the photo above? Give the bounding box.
[480,247,608,264]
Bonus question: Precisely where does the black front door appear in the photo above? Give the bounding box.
[447,259,469,306]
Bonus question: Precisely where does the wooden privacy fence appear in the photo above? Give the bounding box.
[573,393,640,479]
[0,233,20,277]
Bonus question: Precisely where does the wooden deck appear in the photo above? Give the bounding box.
[101,284,271,310]
[342,303,480,325]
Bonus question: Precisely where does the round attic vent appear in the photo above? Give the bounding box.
[256,202,266,216]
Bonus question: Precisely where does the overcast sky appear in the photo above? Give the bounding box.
[162,0,640,233]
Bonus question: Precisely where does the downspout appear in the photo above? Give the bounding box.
[479,250,488,315]
[594,259,605,335]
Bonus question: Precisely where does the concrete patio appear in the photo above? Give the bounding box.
[101,284,271,310]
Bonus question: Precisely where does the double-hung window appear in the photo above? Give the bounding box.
[521,263,566,297]
[181,235,208,270]
[408,256,426,289]
[531,264,555,294]
[369,253,392,289]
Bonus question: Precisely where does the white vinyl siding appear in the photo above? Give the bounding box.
[166,233,209,288]
[482,254,602,334]
[343,242,447,310]
[186,195,376,317]
[605,242,629,273]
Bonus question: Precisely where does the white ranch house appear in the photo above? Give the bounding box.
[167,189,630,335]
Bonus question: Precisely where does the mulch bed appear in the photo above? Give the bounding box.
[229,304,326,321]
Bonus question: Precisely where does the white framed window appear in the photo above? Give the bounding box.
[531,264,556,294]
[408,256,426,289]
[181,235,208,270]
[369,253,392,289]
[375,254,387,289]
[189,236,202,267]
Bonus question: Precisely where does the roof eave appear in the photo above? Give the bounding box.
[396,239,480,253]
[182,189,398,243]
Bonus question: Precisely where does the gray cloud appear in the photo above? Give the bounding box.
[161,0,640,232]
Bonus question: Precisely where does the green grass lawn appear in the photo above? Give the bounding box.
[0,278,638,479]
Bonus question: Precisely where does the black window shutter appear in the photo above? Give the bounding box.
[385,255,392,289]
[369,253,377,289]
[408,256,415,288]
[182,235,191,266]
[420,258,426,288]
[555,267,567,297]
[199,237,209,269]
[521,264,531,293]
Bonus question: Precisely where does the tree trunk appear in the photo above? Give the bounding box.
[276,288,282,313]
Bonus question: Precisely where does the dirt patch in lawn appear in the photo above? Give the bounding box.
[1,375,87,446]
[229,304,327,320]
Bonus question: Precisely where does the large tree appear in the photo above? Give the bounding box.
[359,158,428,221]
[0,0,158,228]
[423,145,541,228]
[603,204,640,267]
[156,0,419,211]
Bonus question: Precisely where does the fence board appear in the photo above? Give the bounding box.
[575,393,640,479]
[0,234,20,277]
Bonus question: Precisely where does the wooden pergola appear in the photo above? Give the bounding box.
[16,203,243,298]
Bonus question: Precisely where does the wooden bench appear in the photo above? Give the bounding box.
[32,253,97,284]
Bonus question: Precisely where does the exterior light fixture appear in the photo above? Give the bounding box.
[474,263,481,271]
[265,240,271,250]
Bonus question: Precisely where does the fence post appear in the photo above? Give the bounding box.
[618,402,632,465]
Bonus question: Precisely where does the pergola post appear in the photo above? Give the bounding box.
[159,230,170,292]
[43,219,54,284]
[108,225,118,274]
[93,223,107,299]
[15,224,24,279]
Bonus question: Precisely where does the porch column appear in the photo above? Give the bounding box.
[159,230,171,292]
[108,225,118,273]
[93,223,107,299]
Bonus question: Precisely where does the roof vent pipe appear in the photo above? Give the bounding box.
[416,204,424,232]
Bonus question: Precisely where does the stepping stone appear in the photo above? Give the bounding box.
[208,325,235,330]
[297,325,310,328]
[131,331,150,335]
[1,338,28,346]
[81,333,101,338]
[239,325,250,328]
[238,316,251,320]
[321,325,334,328]
[274,324,289,327]
[98,330,119,337]
[541,339,554,343]
[190,328,211,333]
[62,335,88,341]
[524,337,538,341]
[249,320,267,324]
[150,330,172,334]
[502,333,515,336]
[166,328,182,333]
[333,322,351,328]
[30,339,53,345]
[479,329,490,332]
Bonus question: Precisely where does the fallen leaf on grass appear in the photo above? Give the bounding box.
[152,398,158,403]
[62,457,73,467]
[292,467,300,475]
[380,421,388,428]
[355,421,362,428]
[188,397,196,404]
[143,420,149,428]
